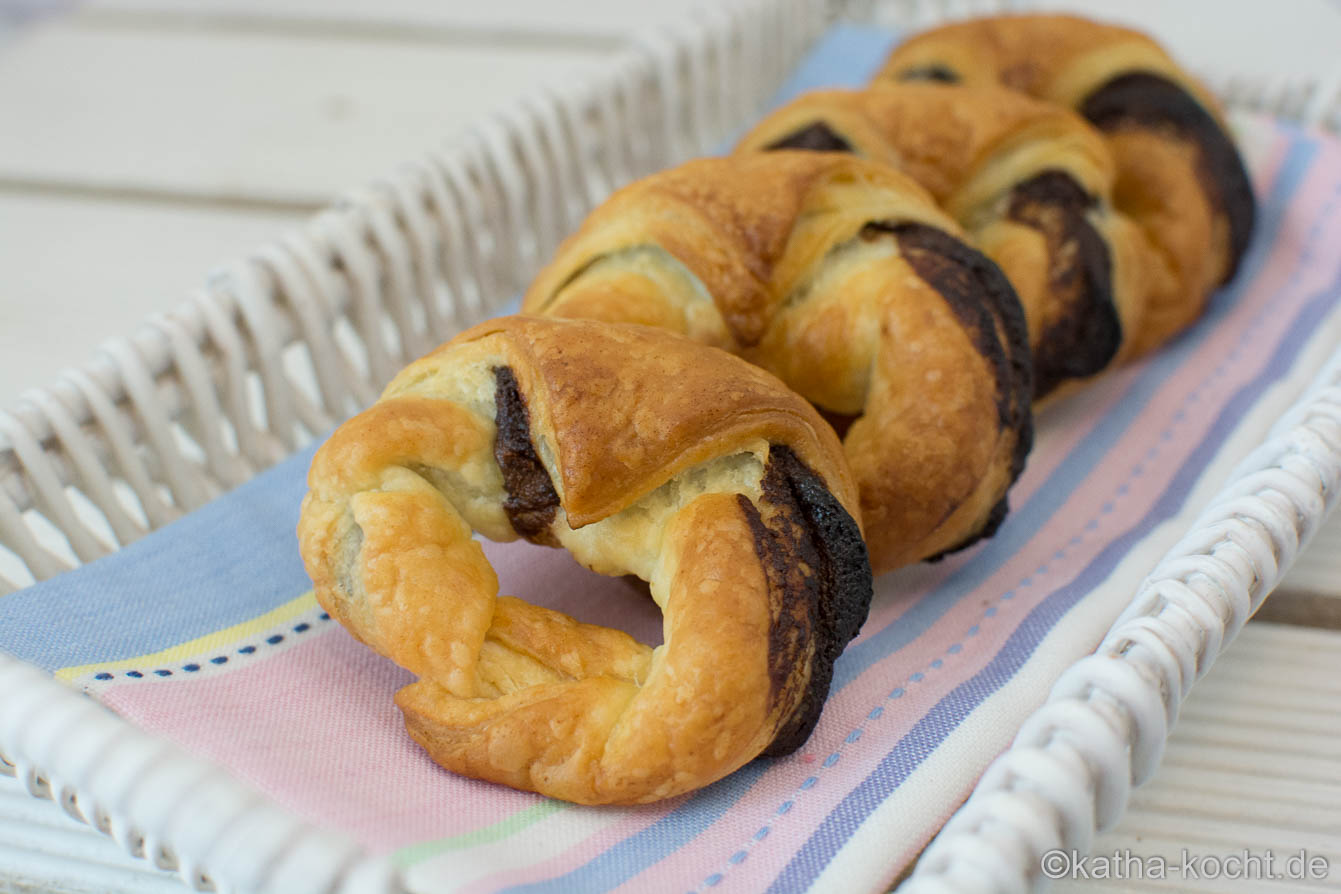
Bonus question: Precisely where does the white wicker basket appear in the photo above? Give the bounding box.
[3,1,1341,892]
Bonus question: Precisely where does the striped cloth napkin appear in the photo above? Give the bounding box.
[4,23,1341,894]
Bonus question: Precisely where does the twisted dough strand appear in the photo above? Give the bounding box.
[299,14,1258,807]
[736,82,1151,399]
[876,14,1256,355]
[299,316,872,804]
[524,152,1033,574]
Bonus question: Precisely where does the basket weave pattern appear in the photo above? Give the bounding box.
[2,2,1340,892]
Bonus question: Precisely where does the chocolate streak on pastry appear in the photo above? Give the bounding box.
[1080,72,1256,281]
[1006,170,1121,398]
[738,445,872,757]
[895,64,960,84]
[492,366,560,541]
[863,221,1033,559]
[764,121,855,153]
[865,221,1033,470]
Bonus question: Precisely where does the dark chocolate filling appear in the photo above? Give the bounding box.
[863,221,1033,477]
[855,221,1034,559]
[492,366,560,541]
[1006,169,1122,398]
[764,121,856,153]
[1080,71,1256,282]
[895,64,961,84]
[738,445,872,757]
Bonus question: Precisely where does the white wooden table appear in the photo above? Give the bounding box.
[2,1,1339,891]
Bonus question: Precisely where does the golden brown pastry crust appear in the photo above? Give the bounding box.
[737,84,1108,207]
[298,315,872,804]
[523,153,1033,574]
[736,83,1150,397]
[876,14,1199,103]
[875,14,1256,355]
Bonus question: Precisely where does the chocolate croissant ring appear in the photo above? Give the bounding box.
[522,152,1032,574]
[298,315,872,804]
[875,13,1256,355]
[737,83,1150,398]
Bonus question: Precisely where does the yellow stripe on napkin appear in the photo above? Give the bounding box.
[57,590,319,682]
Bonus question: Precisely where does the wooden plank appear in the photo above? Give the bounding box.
[0,23,602,206]
[78,0,705,44]
[1264,508,1341,627]
[80,0,1341,83]
[0,192,304,408]
[1053,623,1341,893]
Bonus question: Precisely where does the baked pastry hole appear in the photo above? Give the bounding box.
[478,535,664,649]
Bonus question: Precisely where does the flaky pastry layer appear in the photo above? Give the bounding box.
[876,13,1256,355]
[298,316,873,804]
[523,153,1033,573]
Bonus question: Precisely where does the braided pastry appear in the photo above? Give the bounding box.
[522,152,1032,574]
[737,82,1151,398]
[874,13,1256,356]
[298,315,872,804]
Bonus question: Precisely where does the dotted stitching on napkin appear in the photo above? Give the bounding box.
[693,425,1179,890]
[689,172,1341,893]
[90,613,332,682]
